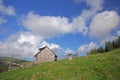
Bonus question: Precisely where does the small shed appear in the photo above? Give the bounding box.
[34,46,57,64]
[67,53,72,60]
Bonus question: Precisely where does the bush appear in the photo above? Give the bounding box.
[0,62,9,73]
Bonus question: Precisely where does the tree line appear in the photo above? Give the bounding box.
[88,36,120,54]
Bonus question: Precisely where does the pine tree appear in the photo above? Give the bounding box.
[105,41,114,52]
[112,40,116,49]
[117,36,120,47]
[105,42,108,52]
[97,46,104,53]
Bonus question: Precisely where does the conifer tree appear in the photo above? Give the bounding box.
[97,46,104,53]
[105,41,114,52]
[118,36,120,47]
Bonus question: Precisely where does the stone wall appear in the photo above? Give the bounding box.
[35,47,56,63]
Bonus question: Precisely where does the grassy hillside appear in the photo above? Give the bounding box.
[0,57,29,63]
[0,49,120,80]
[0,57,30,73]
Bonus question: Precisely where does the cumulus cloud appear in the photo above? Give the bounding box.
[39,41,61,51]
[89,11,120,39]
[18,32,43,46]
[76,0,104,17]
[22,11,91,37]
[21,0,105,38]
[0,0,15,16]
[72,0,104,35]
[0,32,66,60]
[78,42,97,54]
[72,16,88,35]
[22,12,73,38]
[0,32,40,60]
[73,0,104,35]
[0,0,15,27]
[74,0,120,41]
[0,41,37,59]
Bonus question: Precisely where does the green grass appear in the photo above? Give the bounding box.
[0,48,120,80]
[0,57,29,63]
[0,57,30,73]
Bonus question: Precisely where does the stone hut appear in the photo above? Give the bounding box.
[34,46,57,64]
[67,53,72,60]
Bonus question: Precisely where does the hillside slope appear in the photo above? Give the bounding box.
[0,57,29,63]
[0,49,120,80]
[0,57,30,73]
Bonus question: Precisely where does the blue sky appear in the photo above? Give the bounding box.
[0,0,120,60]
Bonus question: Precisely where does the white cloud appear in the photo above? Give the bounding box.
[0,0,15,16]
[22,12,73,38]
[0,32,40,60]
[74,0,103,9]
[0,41,38,60]
[22,11,91,37]
[40,41,61,51]
[18,32,43,46]
[78,42,97,53]
[117,31,120,36]
[72,16,88,35]
[0,0,15,26]
[21,0,104,37]
[0,17,6,25]
[72,0,104,35]
[86,0,103,11]
[89,11,120,39]
[21,0,104,38]
[65,48,74,55]
[74,0,104,19]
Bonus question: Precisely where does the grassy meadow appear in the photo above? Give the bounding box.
[0,48,120,80]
